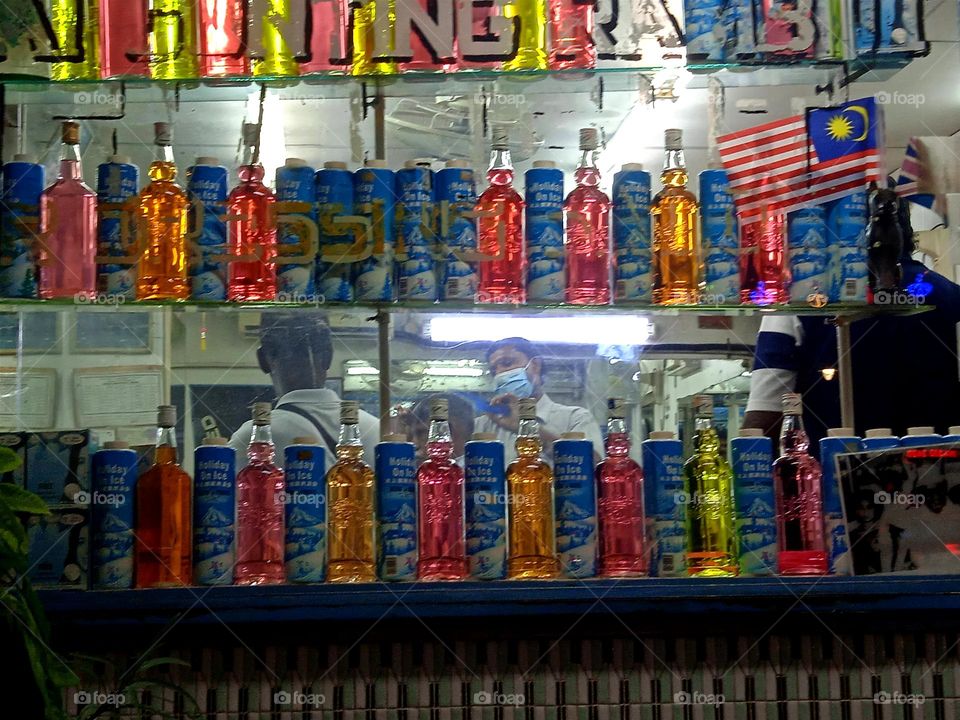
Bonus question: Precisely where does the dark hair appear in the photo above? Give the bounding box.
[485,337,540,364]
[412,393,476,434]
[259,312,333,373]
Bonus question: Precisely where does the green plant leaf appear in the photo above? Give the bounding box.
[0,483,49,515]
[136,656,191,672]
[0,446,23,473]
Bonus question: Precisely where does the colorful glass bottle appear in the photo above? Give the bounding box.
[597,398,645,576]
[502,0,548,70]
[417,398,468,580]
[136,122,190,300]
[773,393,828,575]
[565,127,611,304]
[652,129,702,305]
[39,121,97,300]
[135,405,192,588]
[227,123,278,301]
[147,0,200,80]
[548,0,596,69]
[682,394,738,576]
[476,130,526,304]
[740,214,787,305]
[352,0,398,75]
[235,403,286,585]
[251,0,301,78]
[302,0,350,73]
[99,0,148,78]
[506,398,558,579]
[199,0,250,78]
[50,0,100,80]
[327,401,377,582]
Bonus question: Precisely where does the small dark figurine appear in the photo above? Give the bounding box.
[866,186,904,293]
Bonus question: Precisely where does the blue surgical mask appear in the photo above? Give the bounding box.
[493,363,534,399]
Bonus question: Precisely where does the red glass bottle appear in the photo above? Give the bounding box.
[235,403,286,585]
[135,405,193,588]
[227,123,277,301]
[99,0,149,78]
[549,0,596,69]
[565,127,611,304]
[475,130,526,304]
[39,121,97,299]
[301,0,350,73]
[198,0,250,78]
[740,213,787,305]
[416,398,468,580]
[596,398,646,576]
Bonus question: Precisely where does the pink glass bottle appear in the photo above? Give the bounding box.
[235,402,286,585]
[198,0,250,78]
[565,127,611,304]
[227,122,277,301]
[596,398,646,576]
[475,130,526,304]
[416,398,468,580]
[740,213,787,305]
[301,0,350,73]
[549,0,596,69]
[773,393,828,576]
[39,121,97,300]
[99,0,149,78]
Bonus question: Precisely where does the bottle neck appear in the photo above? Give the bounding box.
[250,422,274,446]
[238,147,265,183]
[487,148,513,185]
[605,417,629,456]
[426,418,453,459]
[576,149,600,187]
[149,144,176,182]
[241,143,257,167]
[661,148,687,186]
[780,413,810,453]
[516,417,541,456]
[694,416,718,452]
[336,421,362,459]
[59,142,82,179]
[155,425,178,464]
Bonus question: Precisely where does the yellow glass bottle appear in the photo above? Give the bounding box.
[652,128,702,305]
[50,0,100,81]
[351,0,398,75]
[327,401,377,582]
[147,0,199,80]
[506,398,559,579]
[136,123,190,301]
[502,0,548,71]
[252,0,301,78]
[682,394,738,577]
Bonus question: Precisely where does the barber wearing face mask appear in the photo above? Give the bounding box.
[473,337,604,464]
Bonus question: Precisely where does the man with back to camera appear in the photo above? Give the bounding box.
[229,312,379,469]
[473,337,604,464]
[742,194,960,451]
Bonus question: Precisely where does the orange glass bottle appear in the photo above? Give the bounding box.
[135,405,192,587]
[136,122,190,300]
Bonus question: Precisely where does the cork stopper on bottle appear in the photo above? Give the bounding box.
[202,436,230,446]
[827,427,855,437]
[242,122,260,146]
[781,393,803,415]
[430,397,449,421]
[104,440,130,449]
[252,402,272,426]
[292,436,320,445]
[738,428,763,437]
[381,433,407,442]
[518,398,537,420]
[607,398,626,419]
[532,160,556,168]
[324,161,348,170]
[62,121,80,145]
[907,426,935,435]
[865,428,894,438]
[471,432,498,441]
[340,400,359,423]
[649,431,676,440]
[664,128,683,151]
[153,122,172,146]
[693,394,713,416]
[491,129,510,150]
[561,431,586,440]
[285,157,307,168]
[579,127,599,151]
[157,405,176,428]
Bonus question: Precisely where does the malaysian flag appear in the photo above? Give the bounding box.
[717,97,885,224]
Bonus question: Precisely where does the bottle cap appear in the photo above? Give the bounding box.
[324,161,348,170]
[284,157,307,168]
[865,428,894,438]
[560,431,586,439]
[693,394,713,415]
[471,432,498,441]
[518,399,538,420]
[104,440,130,449]
[252,402,272,425]
[738,428,764,437]
[413,158,432,168]
[445,159,468,168]
[381,433,407,442]
[579,127,599,151]
[491,129,510,151]
[157,405,176,428]
[62,121,80,145]
[202,436,229,446]
[340,400,359,423]
[242,122,261,146]
[292,436,321,445]
[195,156,220,166]
[649,431,676,440]
[430,397,448,421]
[950,426,960,436]
[12,153,35,163]
[781,393,803,415]
[364,158,388,168]
[607,397,626,419]
[533,160,556,168]
[153,122,172,146]
[621,163,644,172]
[664,128,683,151]
[907,426,935,435]
[108,155,131,165]
[826,427,855,437]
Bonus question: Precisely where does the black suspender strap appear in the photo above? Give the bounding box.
[274,403,339,458]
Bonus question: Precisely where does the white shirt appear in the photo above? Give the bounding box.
[229,388,380,471]
[473,393,604,464]
[746,315,802,413]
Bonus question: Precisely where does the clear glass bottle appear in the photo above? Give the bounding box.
[235,403,286,585]
[476,130,526,304]
[327,401,377,582]
[773,393,828,575]
[652,129,702,305]
[597,398,645,576]
[506,398,559,578]
[137,122,190,300]
[502,0,548,70]
[227,123,278,301]
[740,214,787,305]
[417,398,468,580]
[565,127,611,304]
[548,0,596,69]
[50,0,100,80]
[135,405,192,588]
[147,0,200,80]
[39,121,97,299]
[682,395,738,576]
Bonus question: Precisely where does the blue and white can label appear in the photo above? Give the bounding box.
[396,166,437,301]
[730,435,777,575]
[375,439,417,581]
[90,447,137,589]
[525,166,565,301]
[827,193,868,303]
[612,166,652,302]
[283,443,327,583]
[96,158,139,299]
[276,161,319,301]
[353,166,395,301]
[187,161,229,300]
[819,433,859,575]
[0,158,43,298]
[641,436,686,576]
[193,442,237,585]
[700,169,740,304]
[900,431,943,448]
[316,164,356,302]
[437,165,478,301]
[464,438,507,580]
[554,438,597,578]
[861,433,901,451]
[788,206,830,303]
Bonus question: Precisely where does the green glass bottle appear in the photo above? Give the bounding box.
[682,394,738,577]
